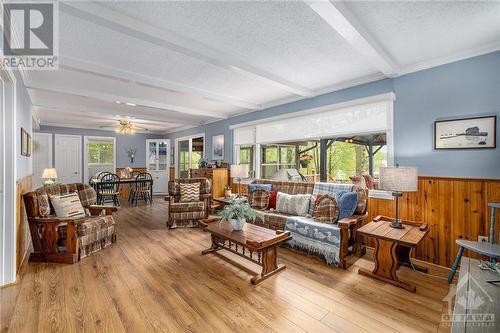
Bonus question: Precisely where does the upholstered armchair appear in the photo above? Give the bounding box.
[23,183,117,264]
[164,178,211,228]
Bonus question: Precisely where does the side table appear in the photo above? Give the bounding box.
[357,215,429,292]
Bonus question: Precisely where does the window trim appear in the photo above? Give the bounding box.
[83,136,116,182]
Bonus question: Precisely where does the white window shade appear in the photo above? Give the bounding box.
[233,126,256,145]
[255,101,392,143]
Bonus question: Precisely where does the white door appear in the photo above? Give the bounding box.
[147,139,169,194]
[55,135,82,184]
[33,133,53,188]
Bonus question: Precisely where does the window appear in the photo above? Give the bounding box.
[88,143,114,164]
[84,136,116,181]
[325,133,388,183]
[260,144,296,179]
[230,93,394,184]
[239,144,255,177]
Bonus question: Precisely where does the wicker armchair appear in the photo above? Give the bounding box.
[164,178,211,228]
[23,183,117,264]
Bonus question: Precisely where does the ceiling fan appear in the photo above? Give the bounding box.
[99,119,149,135]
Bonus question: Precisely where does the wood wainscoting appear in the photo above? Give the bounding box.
[367,176,500,268]
[239,176,499,268]
[15,174,33,273]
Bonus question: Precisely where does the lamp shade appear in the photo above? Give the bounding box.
[230,164,249,179]
[379,166,417,192]
[41,168,58,179]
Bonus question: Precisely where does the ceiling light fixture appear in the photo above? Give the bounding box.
[125,102,136,106]
[115,101,121,104]
[115,120,136,135]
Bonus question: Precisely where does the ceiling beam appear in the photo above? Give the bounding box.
[59,56,261,111]
[29,96,199,126]
[305,0,397,77]
[60,1,314,97]
[26,83,228,120]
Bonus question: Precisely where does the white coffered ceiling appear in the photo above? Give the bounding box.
[25,0,500,134]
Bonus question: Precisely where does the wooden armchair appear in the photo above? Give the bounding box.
[164,178,212,228]
[23,183,117,264]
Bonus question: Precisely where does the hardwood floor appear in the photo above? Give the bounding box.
[2,198,453,332]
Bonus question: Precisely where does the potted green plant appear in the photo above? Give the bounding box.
[217,198,261,231]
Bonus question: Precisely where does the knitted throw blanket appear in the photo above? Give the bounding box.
[284,216,341,266]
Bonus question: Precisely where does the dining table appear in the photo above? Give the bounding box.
[90,177,154,204]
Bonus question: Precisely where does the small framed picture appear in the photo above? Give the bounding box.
[212,134,224,160]
[434,116,497,149]
[21,128,29,156]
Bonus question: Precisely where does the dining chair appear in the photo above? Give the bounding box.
[98,173,121,206]
[131,173,153,206]
[128,170,142,202]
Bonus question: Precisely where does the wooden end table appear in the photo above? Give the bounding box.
[202,221,291,284]
[357,215,429,292]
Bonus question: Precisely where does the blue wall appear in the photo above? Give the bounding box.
[15,70,33,180]
[37,126,165,167]
[167,51,500,179]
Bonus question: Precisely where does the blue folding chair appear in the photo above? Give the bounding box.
[448,203,500,283]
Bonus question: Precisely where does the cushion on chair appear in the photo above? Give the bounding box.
[77,215,115,236]
[313,195,339,224]
[276,192,312,216]
[180,182,200,202]
[77,215,115,259]
[251,189,269,210]
[170,201,205,212]
[49,192,86,218]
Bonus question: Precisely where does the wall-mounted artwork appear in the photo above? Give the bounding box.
[434,116,496,149]
[21,128,30,156]
[212,134,224,160]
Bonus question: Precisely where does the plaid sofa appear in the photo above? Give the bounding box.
[249,179,368,269]
[164,178,211,228]
[23,183,117,263]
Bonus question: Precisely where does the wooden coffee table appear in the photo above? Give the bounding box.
[202,220,291,284]
[357,215,429,292]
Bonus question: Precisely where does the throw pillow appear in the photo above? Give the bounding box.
[251,189,269,210]
[353,186,368,214]
[49,192,86,218]
[335,191,358,221]
[78,185,97,207]
[268,191,277,209]
[180,182,200,202]
[276,192,312,216]
[247,183,272,205]
[313,195,339,224]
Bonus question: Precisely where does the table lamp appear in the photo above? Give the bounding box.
[230,164,249,197]
[42,168,58,186]
[379,165,418,229]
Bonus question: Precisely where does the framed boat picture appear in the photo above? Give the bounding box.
[434,115,496,149]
